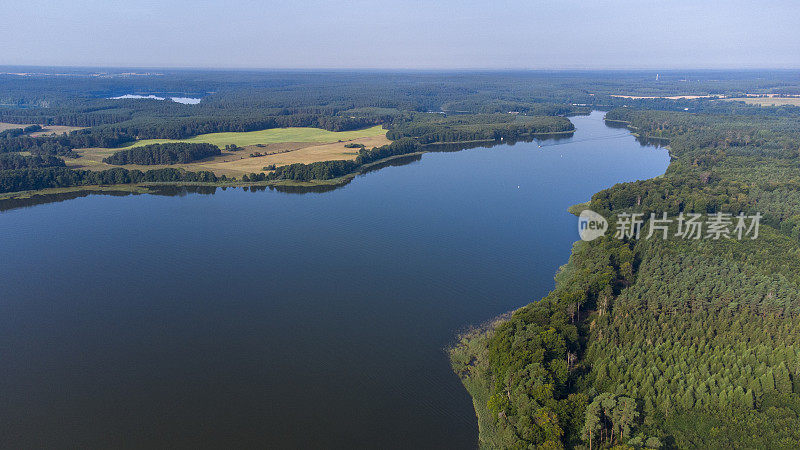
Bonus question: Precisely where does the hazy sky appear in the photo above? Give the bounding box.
[3,0,799,69]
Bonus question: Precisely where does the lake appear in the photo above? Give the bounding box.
[109,94,202,104]
[0,111,668,448]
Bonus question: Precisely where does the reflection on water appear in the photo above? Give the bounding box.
[269,183,347,194]
[0,186,220,212]
[603,119,630,130]
[0,182,357,210]
[359,154,423,174]
[0,190,136,212]
[147,185,219,196]
[604,119,670,148]
[423,133,573,154]
[634,135,670,148]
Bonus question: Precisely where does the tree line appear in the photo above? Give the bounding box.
[0,124,42,139]
[103,142,221,165]
[0,167,220,193]
[0,128,134,157]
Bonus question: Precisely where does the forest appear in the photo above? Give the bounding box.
[103,142,221,165]
[0,153,65,170]
[451,103,800,448]
[0,166,220,193]
[385,114,575,144]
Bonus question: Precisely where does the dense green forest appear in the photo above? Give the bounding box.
[103,142,221,165]
[386,114,575,143]
[0,153,65,170]
[451,105,800,448]
[0,167,220,193]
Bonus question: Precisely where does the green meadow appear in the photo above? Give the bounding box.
[124,125,386,148]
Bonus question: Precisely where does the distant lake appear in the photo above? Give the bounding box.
[0,112,668,448]
[109,94,202,104]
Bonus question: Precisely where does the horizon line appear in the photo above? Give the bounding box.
[2,64,800,73]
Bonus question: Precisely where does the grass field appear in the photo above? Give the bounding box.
[125,125,386,148]
[722,97,800,106]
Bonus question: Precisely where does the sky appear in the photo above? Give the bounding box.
[2,0,799,70]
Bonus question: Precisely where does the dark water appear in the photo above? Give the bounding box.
[0,112,668,449]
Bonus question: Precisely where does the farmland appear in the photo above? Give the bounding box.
[124,125,386,148]
[67,130,390,176]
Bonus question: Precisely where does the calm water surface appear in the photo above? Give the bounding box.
[109,94,202,104]
[0,112,668,448]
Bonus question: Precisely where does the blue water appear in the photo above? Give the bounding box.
[109,94,201,104]
[0,111,668,448]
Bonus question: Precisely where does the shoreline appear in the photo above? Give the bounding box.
[0,131,573,202]
[0,151,430,203]
[450,114,674,447]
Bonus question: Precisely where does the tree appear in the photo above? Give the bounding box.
[583,396,604,450]
[611,397,639,442]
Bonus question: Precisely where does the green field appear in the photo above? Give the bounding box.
[124,125,386,148]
